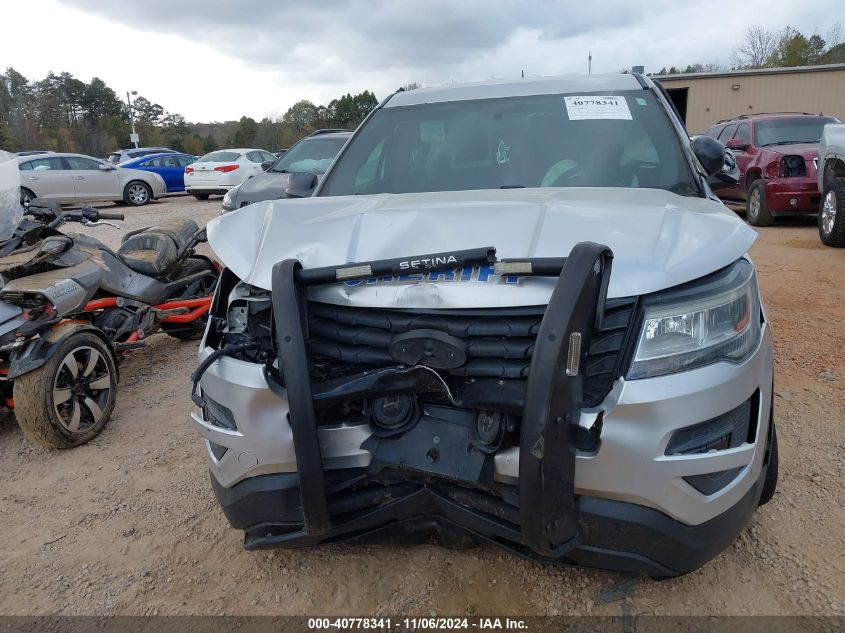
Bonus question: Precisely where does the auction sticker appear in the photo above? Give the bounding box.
[564,95,632,120]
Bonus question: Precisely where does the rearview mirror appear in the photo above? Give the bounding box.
[725,138,748,152]
[261,160,275,171]
[285,172,318,198]
[691,135,727,177]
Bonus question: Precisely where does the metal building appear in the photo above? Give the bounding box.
[653,63,845,133]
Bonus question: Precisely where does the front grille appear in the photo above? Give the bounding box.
[306,297,636,408]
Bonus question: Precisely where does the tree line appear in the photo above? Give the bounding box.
[0,66,379,156]
[653,23,844,75]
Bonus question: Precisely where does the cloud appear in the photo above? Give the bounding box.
[13,0,844,121]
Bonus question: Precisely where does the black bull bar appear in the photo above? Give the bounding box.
[265,242,613,559]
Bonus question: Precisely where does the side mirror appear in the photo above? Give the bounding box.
[260,160,275,171]
[691,135,727,177]
[285,172,318,198]
[707,148,740,191]
[725,138,748,152]
[99,163,115,171]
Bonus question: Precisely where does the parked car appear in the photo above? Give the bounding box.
[221,130,351,212]
[191,73,777,578]
[120,152,196,193]
[818,123,845,246]
[18,153,167,207]
[15,150,54,156]
[184,148,276,200]
[705,113,841,226]
[107,146,176,165]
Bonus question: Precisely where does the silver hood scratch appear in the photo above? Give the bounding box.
[207,187,757,308]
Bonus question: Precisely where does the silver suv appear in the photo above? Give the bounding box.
[191,73,777,577]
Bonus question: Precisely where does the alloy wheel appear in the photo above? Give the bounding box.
[748,189,760,220]
[821,190,837,236]
[128,184,149,204]
[52,346,113,434]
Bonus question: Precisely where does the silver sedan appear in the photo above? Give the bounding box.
[18,153,167,207]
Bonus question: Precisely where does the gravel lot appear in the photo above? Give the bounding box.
[0,196,842,617]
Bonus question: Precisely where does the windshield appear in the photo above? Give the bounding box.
[0,151,23,241]
[271,136,347,175]
[320,90,697,197]
[197,151,241,163]
[754,117,838,146]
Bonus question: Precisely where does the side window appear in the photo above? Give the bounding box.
[65,156,102,170]
[178,155,196,167]
[734,124,750,146]
[139,160,153,167]
[261,151,276,162]
[28,157,66,171]
[717,124,737,141]
[245,151,263,162]
[19,161,33,171]
[354,140,385,190]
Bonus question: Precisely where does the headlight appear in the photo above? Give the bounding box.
[628,260,761,379]
[222,188,236,211]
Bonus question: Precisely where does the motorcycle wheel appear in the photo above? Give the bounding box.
[162,257,218,341]
[13,331,118,449]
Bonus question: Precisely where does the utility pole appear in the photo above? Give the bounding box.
[126,90,139,148]
[588,51,592,75]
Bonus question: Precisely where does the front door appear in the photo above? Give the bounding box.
[65,156,120,201]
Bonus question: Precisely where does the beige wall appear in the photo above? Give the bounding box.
[657,68,845,134]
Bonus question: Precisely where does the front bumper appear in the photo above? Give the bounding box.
[764,176,821,213]
[191,246,774,576]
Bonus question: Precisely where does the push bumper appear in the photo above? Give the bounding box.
[191,244,774,576]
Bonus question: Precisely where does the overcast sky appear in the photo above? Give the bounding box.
[0,0,840,122]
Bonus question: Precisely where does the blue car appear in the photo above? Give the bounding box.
[120,152,196,193]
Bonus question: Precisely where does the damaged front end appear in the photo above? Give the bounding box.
[193,243,652,561]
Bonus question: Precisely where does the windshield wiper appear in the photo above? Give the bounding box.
[500,184,525,189]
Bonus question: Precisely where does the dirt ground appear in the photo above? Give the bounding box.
[0,196,842,617]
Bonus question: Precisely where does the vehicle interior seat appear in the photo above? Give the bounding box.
[117,219,199,276]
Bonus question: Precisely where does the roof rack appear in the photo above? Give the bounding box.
[717,112,819,124]
[308,128,351,136]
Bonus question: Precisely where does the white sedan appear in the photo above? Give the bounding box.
[184,148,277,200]
[18,153,167,207]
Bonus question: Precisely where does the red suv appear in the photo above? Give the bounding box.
[705,113,840,226]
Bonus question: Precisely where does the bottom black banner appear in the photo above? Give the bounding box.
[0,616,842,633]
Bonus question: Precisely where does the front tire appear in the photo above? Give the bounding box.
[818,178,845,247]
[124,181,152,206]
[746,179,774,227]
[758,420,779,506]
[13,332,118,449]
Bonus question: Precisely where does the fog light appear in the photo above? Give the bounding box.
[789,197,798,206]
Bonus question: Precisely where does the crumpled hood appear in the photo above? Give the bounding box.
[765,142,819,159]
[208,188,757,307]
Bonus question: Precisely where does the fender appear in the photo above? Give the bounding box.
[7,321,120,381]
